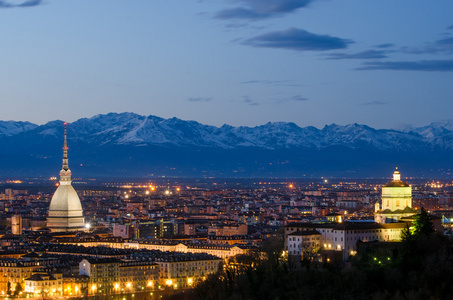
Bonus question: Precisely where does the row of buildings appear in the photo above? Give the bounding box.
[0,244,222,298]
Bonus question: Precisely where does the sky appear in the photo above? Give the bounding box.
[0,0,452,129]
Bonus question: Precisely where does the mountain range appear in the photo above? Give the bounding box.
[1,112,452,178]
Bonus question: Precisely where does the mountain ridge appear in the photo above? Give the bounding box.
[0,113,452,178]
[1,112,451,150]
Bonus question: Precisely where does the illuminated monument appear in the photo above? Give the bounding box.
[375,167,416,223]
[47,123,85,232]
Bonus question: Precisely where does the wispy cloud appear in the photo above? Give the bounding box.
[240,80,286,85]
[0,0,42,8]
[275,95,309,103]
[361,101,388,106]
[326,50,388,60]
[292,95,308,101]
[357,60,453,72]
[375,43,394,49]
[434,37,453,52]
[242,96,260,106]
[245,28,353,52]
[240,80,303,87]
[188,97,213,102]
[215,0,314,20]
[399,36,453,55]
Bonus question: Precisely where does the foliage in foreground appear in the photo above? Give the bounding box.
[193,210,453,300]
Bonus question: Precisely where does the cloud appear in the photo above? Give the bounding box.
[290,95,308,101]
[435,37,453,52]
[361,101,388,106]
[242,96,260,106]
[447,25,453,30]
[216,7,268,20]
[245,28,353,51]
[326,50,388,60]
[400,37,453,55]
[375,43,394,48]
[357,60,453,72]
[215,0,314,20]
[239,79,303,87]
[273,95,309,104]
[224,23,248,29]
[0,0,42,8]
[188,97,213,102]
[240,80,286,84]
[274,95,309,103]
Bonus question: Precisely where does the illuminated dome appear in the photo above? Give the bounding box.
[49,183,83,212]
[383,167,409,187]
[47,123,85,232]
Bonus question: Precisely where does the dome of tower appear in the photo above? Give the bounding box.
[49,182,83,212]
[383,181,409,187]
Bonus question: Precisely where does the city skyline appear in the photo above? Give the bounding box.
[0,0,452,129]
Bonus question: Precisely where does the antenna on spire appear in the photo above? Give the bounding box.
[62,122,69,171]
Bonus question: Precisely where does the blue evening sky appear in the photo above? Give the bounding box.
[0,0,452,129]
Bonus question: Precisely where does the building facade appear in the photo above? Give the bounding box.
[375,168,416,223]
[285,222,407,261]
[24,272,63,298]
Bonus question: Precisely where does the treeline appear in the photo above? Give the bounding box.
[185,209,453,300]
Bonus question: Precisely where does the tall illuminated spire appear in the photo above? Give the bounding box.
[63,122,69,171]
[60,122,71,182]
[47,121,85,232]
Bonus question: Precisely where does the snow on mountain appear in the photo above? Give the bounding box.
[1,113,453,151]
[0,121,37,136]
[400,121,453,138]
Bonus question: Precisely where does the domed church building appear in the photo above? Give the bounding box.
[46,123,85,232]
[375,167,417,223]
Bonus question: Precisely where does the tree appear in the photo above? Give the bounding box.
[401,224,414,244]
[413,207,434,238]
[14,283,22,297]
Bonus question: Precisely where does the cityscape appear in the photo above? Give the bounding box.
[1,0,453,299]
[0,125,453,299]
